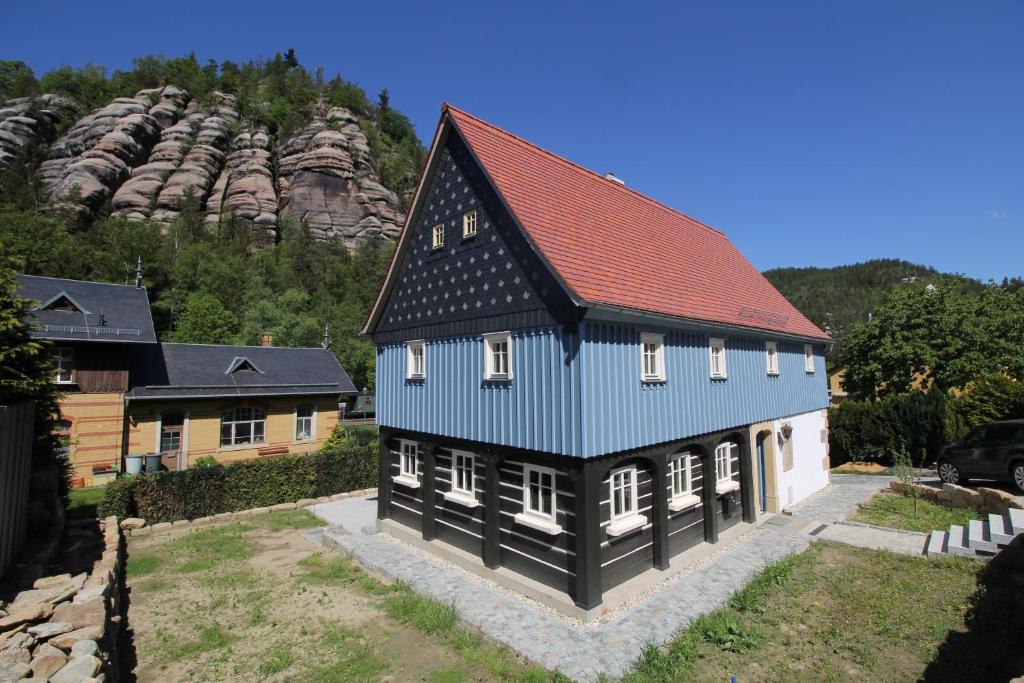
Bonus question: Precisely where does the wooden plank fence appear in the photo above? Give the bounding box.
[0,401,35,578]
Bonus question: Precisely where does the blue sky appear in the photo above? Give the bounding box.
[2,1,1021,281]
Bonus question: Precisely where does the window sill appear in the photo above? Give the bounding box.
[514,512,562,536]
[767,371,779,377]
[406,375,425,381]
[607,514,647,537]
[641,376,666,383]
[668,493,702,512]
[443,491,479,508]
[716,480,740,495]
[392,474,420,489]
[483,375,512,382]
[218,442,267,453]
[710,374,728,380]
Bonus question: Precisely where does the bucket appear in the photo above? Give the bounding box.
[145,453,162,473]
[125,454,144,475]
[69,476,86,490]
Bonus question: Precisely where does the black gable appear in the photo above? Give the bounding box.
[373,131,572,343]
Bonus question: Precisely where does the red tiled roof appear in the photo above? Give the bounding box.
[445,104,829,341]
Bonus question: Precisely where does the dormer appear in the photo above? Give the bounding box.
[36,291,90,315]
[225,356,262,374]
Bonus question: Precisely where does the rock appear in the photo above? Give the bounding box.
[73,585,108,605]
[270,502,296,512]
[149,522,172,533]
[70,639,98,657]
[249,507,270,516]
[10,573,86,611]
[295,498,317,508]
[119,517,146,530]
[50,596,105,630]
[50,654,101,683]
[0,602,53,629]
[0,661,30,681]
[50,625,103,650]
[33,573,72,589]
[30,653,68,678]
[36,642,66,658]
[27,621,74,638]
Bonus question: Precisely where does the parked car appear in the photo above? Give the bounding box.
[936,420,1024,493]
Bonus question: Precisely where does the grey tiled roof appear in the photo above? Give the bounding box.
[16,275,157,343]
[127,343,357,400]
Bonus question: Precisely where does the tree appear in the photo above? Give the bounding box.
[0,60,37,99]
[170,292,240,344]
[842,283,1024,398]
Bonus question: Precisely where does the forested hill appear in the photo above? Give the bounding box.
[763,259,980,349]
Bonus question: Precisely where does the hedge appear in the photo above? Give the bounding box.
[98,441,378,524]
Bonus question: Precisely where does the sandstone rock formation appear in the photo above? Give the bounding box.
[277,106,403,248]
[2,87,407,249]
[0,94,78,168]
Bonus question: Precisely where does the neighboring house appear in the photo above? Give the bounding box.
[16,275,356,482]
[363,105,832,612]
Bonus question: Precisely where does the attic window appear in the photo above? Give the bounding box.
[37,291,89,314]
[432,223,445,249]
[463,210,478,238]
[226,356,262,374]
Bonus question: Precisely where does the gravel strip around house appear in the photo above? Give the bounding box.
[786,473,894,523]
[310,498,809,682]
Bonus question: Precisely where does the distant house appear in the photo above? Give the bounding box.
[363,105,832,612]
[16,275,356,482]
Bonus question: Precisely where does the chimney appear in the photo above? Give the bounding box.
[134,256,143,287]
[260,332,273,347]
[604,172,625,186]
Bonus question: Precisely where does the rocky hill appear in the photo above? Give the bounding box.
[0,85,405,248]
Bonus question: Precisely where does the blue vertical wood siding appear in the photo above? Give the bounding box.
[579,322,828,457]
[378,321,827,458]
[377,327,584,456]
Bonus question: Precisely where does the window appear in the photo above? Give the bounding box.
[52,347,73,384]
[610,466,637,520]
[462,210,478,238]
[406,341,425,379]
[709,338,727,378]
[432,223,445,249]
[483,332,512,380]
[640,333,666,382]
[452,451,475,497]
[804,344,815,373]
[669,452,698,506]
[765,341,779,375]
[394,439,420,488]
[220,407,266,447]
[295,405,315,441]
[715,442,740,494]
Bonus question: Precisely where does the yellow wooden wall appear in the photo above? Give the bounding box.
[127,397,340,466]
[62,392,125,480]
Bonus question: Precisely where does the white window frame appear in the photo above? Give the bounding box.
[765,341,779,376]
[406,340,426,379]
[515,464,561,535]
[294,405,316,442]
[640,333,666,382]
[432,223,445,249]
[804,344,816,373]
[219,406,267,448]
[394,439,421,488]
[668,452,701,511]
[462,209,478,238]
[607,465,646,536]
[709,338,727,379]
[443,449,479,508]
[715,442,740,494]
[52,346,74,384]
[483,332,513,381]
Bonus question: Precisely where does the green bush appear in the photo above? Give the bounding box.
[828,388,946,466]
[96,477,134,518]
[96,443,377,524]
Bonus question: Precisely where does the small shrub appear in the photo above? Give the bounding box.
[191,456,218,468]
[97,477,135,518]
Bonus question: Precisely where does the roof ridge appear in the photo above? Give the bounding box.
[161,342,330,350]
[17,274,146,289]
[443,103,725,238]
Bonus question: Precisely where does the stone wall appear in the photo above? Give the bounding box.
[889,481,1023,516]
[0,517,125,682]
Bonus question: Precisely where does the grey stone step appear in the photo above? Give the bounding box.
[1009,508,1024,535]
[926,530,948,558]
[988,514,1015,546]
[967,519,998,553]
[946,525,974,557]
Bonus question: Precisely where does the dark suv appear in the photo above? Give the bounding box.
[936,420,1024,493]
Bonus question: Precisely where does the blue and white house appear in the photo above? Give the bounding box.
[363,104,832,612]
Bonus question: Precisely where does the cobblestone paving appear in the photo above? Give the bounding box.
[786,473,894,523]
[814,522,929,556]
[308,478,892,682]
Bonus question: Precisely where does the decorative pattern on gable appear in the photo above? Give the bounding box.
[375,132,569,340]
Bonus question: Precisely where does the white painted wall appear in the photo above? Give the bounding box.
[773,409,829,508]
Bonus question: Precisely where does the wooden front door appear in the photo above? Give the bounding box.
[160,413,185,470]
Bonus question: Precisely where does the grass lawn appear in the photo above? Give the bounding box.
[850,491,980,533]
[125,509,567,682]
[624,541,1022,682]
[67,485,106,520]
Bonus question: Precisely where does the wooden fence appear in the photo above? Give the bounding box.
[0,401,34,578]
